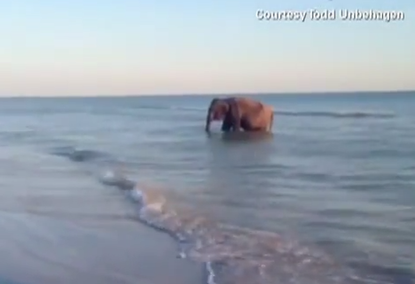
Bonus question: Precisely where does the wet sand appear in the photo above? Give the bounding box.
[0,149,203,284]
[0,210,204,284]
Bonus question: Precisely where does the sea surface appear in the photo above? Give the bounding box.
[0,92,414,284]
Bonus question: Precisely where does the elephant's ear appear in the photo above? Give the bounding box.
[228,99,241,130]
[209,98,219,109]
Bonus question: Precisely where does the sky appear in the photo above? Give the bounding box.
[0,0,414,96]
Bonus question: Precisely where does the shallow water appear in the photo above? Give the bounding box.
[0,92,414,284]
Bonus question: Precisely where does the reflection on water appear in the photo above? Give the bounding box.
[202,130,285,233]
[206,131,274,143]
[222,131,274,142]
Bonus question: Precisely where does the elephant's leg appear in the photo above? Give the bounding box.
[221,114,233,132]
[240,119,250,131]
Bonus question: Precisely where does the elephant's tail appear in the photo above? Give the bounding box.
[269,111,274,131]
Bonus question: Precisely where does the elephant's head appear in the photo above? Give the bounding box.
[205,98,230,132]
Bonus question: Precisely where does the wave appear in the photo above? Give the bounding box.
[51,145,388,283]
[50,146,110,163]
[134,105,205,112]
[275,110,395,119]
[99,170,360,284]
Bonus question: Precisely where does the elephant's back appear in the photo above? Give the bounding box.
[262,104,274,116]
[235,98,264,114]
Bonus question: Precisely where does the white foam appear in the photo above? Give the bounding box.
[101,170,124,185]
[146,202,164,212]
[206,261,217,284]
[130,187,144,203]
[102,170,116,181]
[111,180,352,284]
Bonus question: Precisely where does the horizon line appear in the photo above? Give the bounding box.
[0,89,414,99]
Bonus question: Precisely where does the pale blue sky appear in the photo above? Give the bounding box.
[0,0,414,96]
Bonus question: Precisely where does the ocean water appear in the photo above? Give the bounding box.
[0,92,414,284]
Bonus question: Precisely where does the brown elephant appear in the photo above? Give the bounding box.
[205,97,274,133]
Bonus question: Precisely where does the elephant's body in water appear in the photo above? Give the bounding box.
[205,97,274,133]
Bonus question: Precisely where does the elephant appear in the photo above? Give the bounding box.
[205,97,274,133]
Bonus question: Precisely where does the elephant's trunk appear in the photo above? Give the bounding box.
[205,109,212,132]
[205,98,219,132]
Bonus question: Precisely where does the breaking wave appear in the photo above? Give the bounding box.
[100,170,361,284]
